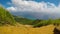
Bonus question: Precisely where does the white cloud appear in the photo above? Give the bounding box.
[7,0,60,19]
[7,7,17,12]
[7,0,60,12]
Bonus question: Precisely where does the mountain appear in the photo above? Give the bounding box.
[0,6,16,25]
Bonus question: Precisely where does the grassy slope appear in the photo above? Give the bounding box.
[14,16,34,25]
[0,24,55,34]
[0,6,16,25]
[32,19,60,27]
[14,16,60,27]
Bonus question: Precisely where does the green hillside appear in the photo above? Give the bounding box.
[14,16,34,25]
[33,19,60,27]
[14,16,60,27]
[0,6,16,25]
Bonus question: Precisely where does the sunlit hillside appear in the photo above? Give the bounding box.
[0,24,55,34]
[0,6,16,25]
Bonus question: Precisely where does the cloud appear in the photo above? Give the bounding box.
[7,7,17,12]
[7,0,60,19]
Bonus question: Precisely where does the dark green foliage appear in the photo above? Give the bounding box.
[0,6,16,25]
[32,19,42,25]
[33,20,48,27]
[53,19,60,26]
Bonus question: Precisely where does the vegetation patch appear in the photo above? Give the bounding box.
[0,6,16,26]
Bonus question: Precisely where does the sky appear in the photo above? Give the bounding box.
[0,0,60,7]
[0,0,60,19]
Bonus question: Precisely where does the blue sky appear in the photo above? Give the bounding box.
[0,0,60,8]
[35,0,60,5]
[0,0,11,7]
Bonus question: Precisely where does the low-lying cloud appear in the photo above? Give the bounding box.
[7,0,60,19]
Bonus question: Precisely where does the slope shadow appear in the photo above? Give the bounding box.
[53,28,60,34]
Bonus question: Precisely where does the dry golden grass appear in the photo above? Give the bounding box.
[0,24,55,34]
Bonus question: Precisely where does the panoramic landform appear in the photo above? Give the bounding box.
[0,0,60,34]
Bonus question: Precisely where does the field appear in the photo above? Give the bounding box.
[0,24,55,34]
[0,6,59,34]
